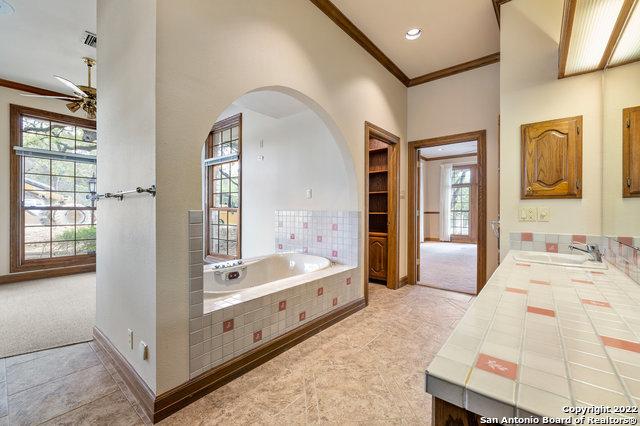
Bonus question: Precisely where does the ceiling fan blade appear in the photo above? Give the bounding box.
[20,93,81,101]
[66,101,82,113]
[54,75,88,97]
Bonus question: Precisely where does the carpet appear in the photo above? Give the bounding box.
[0,273,95,358]
[419,241,477,295]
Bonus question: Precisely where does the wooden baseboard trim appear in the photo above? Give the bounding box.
[399,275,408,286]
[0,264,95,284]
[94,297,366,423]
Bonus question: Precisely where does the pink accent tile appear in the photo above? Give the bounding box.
[516,263,531,267]
[572,278,594,285]
[290,233,295,240]
[572,235,587,244]
[521,232,533,242]
[545,243,558,253]
[317,235,323,243]
[476,353,518,380]
[332,297,338,306]
[299,311,306,321]
[590,271,605,275]
[529,279,550,286]
[506,287,528,295]
[346,277,351,285]
[332,223,338,231]
[601,336,640,353]
[277,244,283,250]
[331,250,338,257]
[303,222,308,229]
[253,330,262,343]
[619,236,634,246]
[317,287,324,296]
[527,306,555,317]
[223,319,234,333]
[581,299,611,308]
[279,300,287,311]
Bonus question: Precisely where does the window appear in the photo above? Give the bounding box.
[205,114,241,260]
[450,166,472,236]
[10,105,97,272]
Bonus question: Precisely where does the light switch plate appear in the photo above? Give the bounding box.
[538,207,550,222]
[526,207,538,222]
[518,208,528,222]
[139,341,149,360]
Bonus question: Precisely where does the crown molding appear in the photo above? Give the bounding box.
[407,52,500,87]
[492,0,513,26]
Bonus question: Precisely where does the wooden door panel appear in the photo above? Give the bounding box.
[624,106,640,197]
[521,116,582,199]
[369,236,387,279]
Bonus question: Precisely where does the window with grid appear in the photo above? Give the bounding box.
[450,167,472,236]
[10,105,97,272]
[205,114,241,259]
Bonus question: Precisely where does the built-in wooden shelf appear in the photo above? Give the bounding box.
[369,191,388,195]
[369,212,387,215]
[368,169,388,174]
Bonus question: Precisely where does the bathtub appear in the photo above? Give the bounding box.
[204,253,331,298]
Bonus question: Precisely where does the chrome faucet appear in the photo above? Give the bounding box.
[569,241,602,262]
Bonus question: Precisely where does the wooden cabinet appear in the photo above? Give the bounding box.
[368,235,387,280]
[623,106,640,198]
[521,116,582,199]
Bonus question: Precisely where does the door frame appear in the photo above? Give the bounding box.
[407,130,487,294]
[364,122,400,302]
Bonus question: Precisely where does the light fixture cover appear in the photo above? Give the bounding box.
[405,28,422,40]
[610,0,640,66]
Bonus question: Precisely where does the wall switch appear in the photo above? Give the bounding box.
[257,155,264,161]
[526,207,538,222]
[305,189,312,199]
[128,329,133,350]
[538,207,550,222]
[139,341,149,360]
[518,208,528,222]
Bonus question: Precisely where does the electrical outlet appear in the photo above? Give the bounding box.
[518,208,528,222]
[139,341,149,360]
[305,189,312,199]
[526,207,538,222]
[538,207,550,222]
[128,329,133,350]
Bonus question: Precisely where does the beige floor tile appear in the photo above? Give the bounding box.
[41,390,142,426]
[0,381,6,418]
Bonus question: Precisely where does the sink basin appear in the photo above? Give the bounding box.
[512,251,608,270]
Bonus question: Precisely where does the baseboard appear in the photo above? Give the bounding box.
[0,264,95,284]
[399,275,408,286]
[94,297,366,423]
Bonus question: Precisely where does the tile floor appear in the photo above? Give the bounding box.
[0,283,473,425]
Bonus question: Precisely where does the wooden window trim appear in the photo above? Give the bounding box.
[450,164,478,243]
[9,104,97,273]
[205,113,242,261]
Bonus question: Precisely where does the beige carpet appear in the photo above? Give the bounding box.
[0,273,95,358]
[419,241,477,295]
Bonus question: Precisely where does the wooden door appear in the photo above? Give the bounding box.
[368,236,387,279]
[521,116,582,199]
[623,106,640,197]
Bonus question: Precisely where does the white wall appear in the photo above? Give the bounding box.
[0,86,91,276]
[213,105,352,257]
[602,61,640,237]
[500,0,603,258]
[422,156,477,240]
[96,0,157,391]
[408,64,500,277]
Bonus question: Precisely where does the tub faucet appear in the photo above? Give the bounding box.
[569,241,602,262]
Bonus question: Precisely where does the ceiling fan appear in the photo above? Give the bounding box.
[21,57,97,120]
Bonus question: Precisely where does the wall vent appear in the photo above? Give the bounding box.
[82,31,97,48]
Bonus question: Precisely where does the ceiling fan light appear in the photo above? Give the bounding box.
[609,1,640,66]
[405,28,422,40]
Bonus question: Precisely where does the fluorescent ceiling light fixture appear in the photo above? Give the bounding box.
[405,28,422,40]
[610,0,640,66]
[0,0,14,14]
[565,0,625,75]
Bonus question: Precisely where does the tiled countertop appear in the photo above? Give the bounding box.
[426,251,640,421]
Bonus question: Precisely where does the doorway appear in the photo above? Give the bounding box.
[408,131,487,295]
[364,122,400,294]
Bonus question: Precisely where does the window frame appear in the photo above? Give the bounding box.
[9,104,97,273]
[450,166,472,237]
[204,113,242,261]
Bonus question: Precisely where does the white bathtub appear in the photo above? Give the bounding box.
[204,253,331,298]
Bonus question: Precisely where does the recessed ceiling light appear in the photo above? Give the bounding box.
[405,28,422,41]
[0,0,14,15]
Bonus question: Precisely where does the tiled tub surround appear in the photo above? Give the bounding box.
[188,210,362,380]
[604,236,640,285]
[426,251,640,421]
[275,210,359,266]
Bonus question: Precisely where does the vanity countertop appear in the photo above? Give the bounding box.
[426,250,640,421]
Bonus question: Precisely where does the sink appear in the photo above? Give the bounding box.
[512,251,608,270]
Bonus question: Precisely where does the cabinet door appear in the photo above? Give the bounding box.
[521,116,582,199]
[623,106,640,197]
[368,236,387,280]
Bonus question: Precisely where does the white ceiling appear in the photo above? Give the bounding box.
[331,0,500,78]
[0,0,96,93]
[420,141,477,158]
[233,90,308,119]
